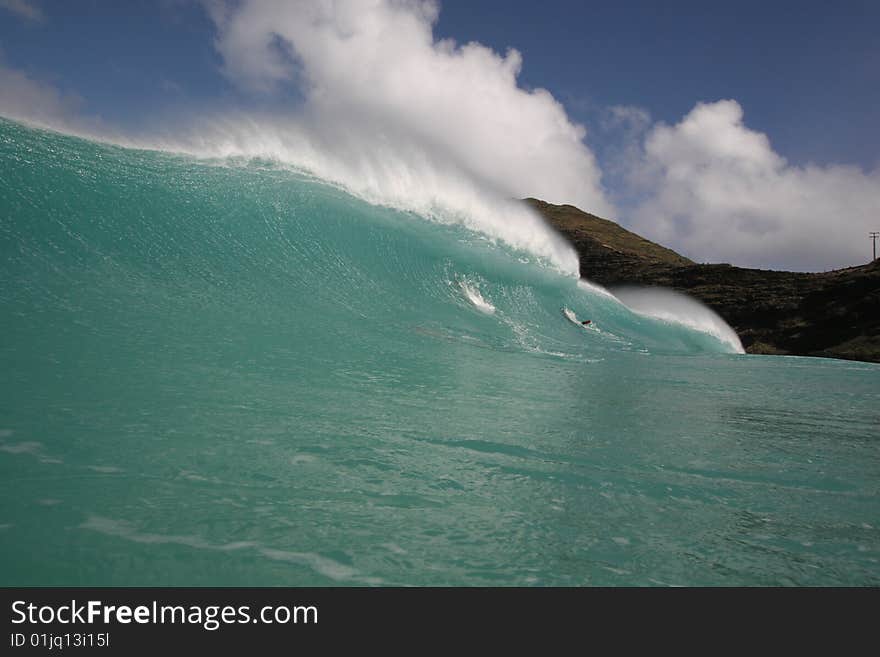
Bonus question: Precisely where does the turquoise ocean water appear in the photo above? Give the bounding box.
[1,119,878,585]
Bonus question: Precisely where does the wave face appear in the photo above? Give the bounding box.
[2,120,879,586]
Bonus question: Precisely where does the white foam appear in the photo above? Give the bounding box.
[81,514,375,583]
[0,440,62,464]
[0,441,43,454]
[158,117,581,276]
[612,287,745,353]
[576,278,619,300]
[459,279,496,314]
[563,307,579,324]
[87,465,123,474]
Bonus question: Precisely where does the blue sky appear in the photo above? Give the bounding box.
[0,0,878,270]
[437,0,880,171]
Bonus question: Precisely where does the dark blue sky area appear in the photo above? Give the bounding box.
[436,0,880,170]
[1,0,877,169]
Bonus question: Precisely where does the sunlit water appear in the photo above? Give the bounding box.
[1,120,878,585]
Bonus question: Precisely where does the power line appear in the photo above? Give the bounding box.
[871,232,880,261]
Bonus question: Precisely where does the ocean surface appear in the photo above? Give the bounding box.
[1,118,878,585]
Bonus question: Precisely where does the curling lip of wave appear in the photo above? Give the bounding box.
[576,278,742,352]
[152,114,582,278]
[610,286,745,353]
[0,114,578,278]
[576,277,618,300]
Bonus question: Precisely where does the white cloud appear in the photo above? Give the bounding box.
[0,61,125,145]
[159,77,183,94]
[627,100,880,271]
[595,104,653,189]
[0,62,80,129]
[606,105,651,133]
[181,0,614,274]
[0,0,44,22]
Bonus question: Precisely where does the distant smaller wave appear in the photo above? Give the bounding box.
[611,287,745,353]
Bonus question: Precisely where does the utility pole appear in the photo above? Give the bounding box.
[871,232,880,261]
